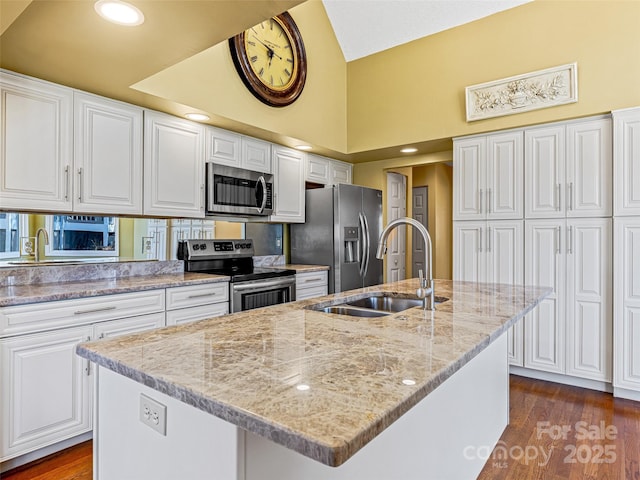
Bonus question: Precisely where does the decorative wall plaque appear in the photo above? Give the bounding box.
[465,63,578,121]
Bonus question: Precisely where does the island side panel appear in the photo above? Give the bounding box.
[94,366,244,480]
[245,334,509,480]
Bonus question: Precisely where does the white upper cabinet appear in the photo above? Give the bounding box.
[453,131,523,221]
[305,154,352,185]
[270,146,305,223]
[206,127,271,173]
[73,92,143,215]
[0,71,73,212]
[144,110,205,218]
[525,117,611,219]
[613,107,640,216]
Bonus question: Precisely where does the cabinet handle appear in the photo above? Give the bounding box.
[187,293,215,299]
[568,182,573,211]
[200,184,205,211]
[479,227,483,253]
[77,168,83,201]
[479,189,484,214]
[556,184,561,211]
[74,305,116,315]
[568,225,573,254]
[64,166,70,201]
[487,227,492,253]
[303,278,318,283]
[99,333,105,339]
[555,226,561,254]
[85,336,92,376]
[487,188,492,214]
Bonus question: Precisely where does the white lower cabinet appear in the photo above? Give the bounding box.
[0,291,167,463]
[524,218,612,380]
[453,220,523,365]
[613,217,640,399]
[295,271,328,301]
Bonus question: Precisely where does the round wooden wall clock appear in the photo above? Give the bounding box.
[229,12,307,107]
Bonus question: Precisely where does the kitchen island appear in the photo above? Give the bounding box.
[77,279,550,480]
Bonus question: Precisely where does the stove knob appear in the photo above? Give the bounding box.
[193,244,200,251]
[235,243,241,249]
[200,244,207,250]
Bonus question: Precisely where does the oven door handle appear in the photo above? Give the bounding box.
[233,278,295,292]
[257,175,268,214]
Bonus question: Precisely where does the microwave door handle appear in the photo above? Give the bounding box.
[257,176,267,214]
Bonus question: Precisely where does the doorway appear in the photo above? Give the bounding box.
[411,186,428,279]
[385,172,407,282]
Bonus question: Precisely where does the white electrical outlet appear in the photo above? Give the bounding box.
[140,394,167,436]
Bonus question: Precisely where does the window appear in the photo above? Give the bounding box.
[45,215,119,257]
[0,213,27,259]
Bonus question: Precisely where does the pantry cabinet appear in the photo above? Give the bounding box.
[0,71,73,212]
[613,218,640,399]
[524,218,612,380]
[143,110,205,218]
[525,118,612,218]
[613,107,640,216]
[453,131,523,221]
[270,146,305,223]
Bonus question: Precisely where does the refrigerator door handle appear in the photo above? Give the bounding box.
[358,212,366,276]
[362,213,371,277]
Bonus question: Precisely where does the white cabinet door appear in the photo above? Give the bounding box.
[453,221,486,283]
[330,161,352,185]
[242,137,271,173]
[524,219,565,373]
[305,154,330,184]
[270,146,305,223]
[93,313,165,340]
[613,218,640,392]
[144,111,205,218]
[206,127,240,168]
[566,118,612,218]
[453,137,486,220]
[486,131,523,219]
[74,92,143,215]
[0,71,73,212]
[565,218,612,381]
[613,107,640,216]
[525,126,565,218]
[0,325,93,461]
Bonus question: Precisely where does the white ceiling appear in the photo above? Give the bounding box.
[322,0,533,61]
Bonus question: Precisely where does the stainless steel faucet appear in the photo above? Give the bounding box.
[35,228,49,263]
[376,217,435,310]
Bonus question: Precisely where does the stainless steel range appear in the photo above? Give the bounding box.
[177,239,296,313]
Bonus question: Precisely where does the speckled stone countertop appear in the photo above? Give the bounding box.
[77,279,550,467]
[0,272,229,307]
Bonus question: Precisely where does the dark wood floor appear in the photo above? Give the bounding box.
[3,375,639,480]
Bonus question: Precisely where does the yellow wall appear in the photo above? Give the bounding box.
[131,0,348,153]
[412,163,453,280]
[347,0,640,153]
[215,221,243,240]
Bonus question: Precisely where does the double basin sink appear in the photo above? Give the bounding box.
[308,293,448,318]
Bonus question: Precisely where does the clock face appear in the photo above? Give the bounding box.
[244,17,297,92]
[229,12,306,107]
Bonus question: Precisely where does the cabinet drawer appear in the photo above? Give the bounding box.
[165,283,229,311]
[0,290,165,338]
[295,271,328,289]
[296,285,328,301]
[166,303,229,326]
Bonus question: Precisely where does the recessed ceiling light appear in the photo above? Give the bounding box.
[401,147,418,154]
[295,145,312,151]
[185,113,210,122]
[95,1,144,26]
[296,384,310,391]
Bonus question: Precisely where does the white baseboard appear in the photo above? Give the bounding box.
[613,386,640,402]
[509,366,613,393]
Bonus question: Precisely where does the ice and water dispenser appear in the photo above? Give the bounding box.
[344,226,360,264]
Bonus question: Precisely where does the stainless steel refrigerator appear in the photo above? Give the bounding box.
[290,184,383,293]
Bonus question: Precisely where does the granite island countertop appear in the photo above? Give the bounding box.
[76,279,551,467]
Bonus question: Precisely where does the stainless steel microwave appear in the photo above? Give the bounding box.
[206,164,274,216]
